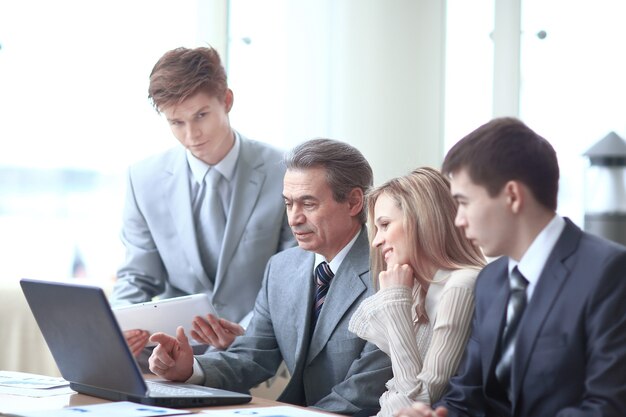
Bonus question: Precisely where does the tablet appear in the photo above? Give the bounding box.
[112,293,217,346]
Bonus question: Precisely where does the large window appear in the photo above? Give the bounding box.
[0,1,202,281]
[444,0,494,152]
[227,0,334,150]
[445,0,626,227]
[6,1,615,282]
[519,0,626,225]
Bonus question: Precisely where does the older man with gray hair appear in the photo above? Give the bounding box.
[148,138,393,415]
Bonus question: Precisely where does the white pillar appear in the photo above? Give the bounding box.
[197,0,229,61]
[328,0,447,184]
[492,0,521,117]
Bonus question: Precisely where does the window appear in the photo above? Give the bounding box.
[444,0,494,152]
[519,0,626,225]
[0,0,202,281]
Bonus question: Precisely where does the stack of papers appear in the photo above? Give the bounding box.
[3,401,192,417]
[0,371,73,397]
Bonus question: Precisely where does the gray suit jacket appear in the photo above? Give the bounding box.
[196,228,393,414]
[111,133,295,323]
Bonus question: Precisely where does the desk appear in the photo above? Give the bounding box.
[0,392,282,415]
[0,278,289,401]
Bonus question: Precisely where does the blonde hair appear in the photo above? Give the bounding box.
[367,167,485,287]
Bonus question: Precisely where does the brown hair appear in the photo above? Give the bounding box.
[148,46,228,113]
[442,117,559,211]
[284,138,373,224]
[367,167,485,286]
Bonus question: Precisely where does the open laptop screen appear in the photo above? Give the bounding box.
[19,278,251,407]
[20,278,148,396]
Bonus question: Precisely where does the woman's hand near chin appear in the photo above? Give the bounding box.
[379,263,414,289]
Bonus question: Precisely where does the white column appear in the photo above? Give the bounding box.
[328,0,447,184]
[492,0,521,117]
[197,0,229,60]
[224,0,447,185]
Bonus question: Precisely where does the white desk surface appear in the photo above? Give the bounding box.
[0,278,297,415]
[0,391,282,415]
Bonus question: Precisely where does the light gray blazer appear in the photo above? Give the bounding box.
[196,228,393,415]
[110,134,295,323]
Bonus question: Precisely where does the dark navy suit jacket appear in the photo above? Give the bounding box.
[438,218,626,417]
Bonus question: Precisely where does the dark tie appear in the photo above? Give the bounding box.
[311,261,334,329]
[495,266,529,400]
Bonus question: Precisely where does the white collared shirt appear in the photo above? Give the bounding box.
[313,229,361,278]
[187,132,241,214]
[508,215,566,301]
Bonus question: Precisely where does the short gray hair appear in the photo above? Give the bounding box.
[284,138,373,224]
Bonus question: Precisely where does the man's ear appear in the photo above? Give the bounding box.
[224,88,234,113]
[503,180,523,213]
[347,187,365,216]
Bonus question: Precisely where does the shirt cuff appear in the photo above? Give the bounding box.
[185,358,205,385]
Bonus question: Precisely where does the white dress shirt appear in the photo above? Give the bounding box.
[508,214,566,301]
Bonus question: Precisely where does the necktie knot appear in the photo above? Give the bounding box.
[510,267,528,292]
[315,261,334,287]
[205,168,222,189]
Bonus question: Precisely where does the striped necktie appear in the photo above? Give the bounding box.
[495,266,529,400]
[311,261,334,329]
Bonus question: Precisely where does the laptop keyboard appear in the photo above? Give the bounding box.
[147,381,214,397]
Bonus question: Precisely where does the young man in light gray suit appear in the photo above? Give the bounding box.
[149,139,393,415]
[400,118,626,417]
[110,47,295,356]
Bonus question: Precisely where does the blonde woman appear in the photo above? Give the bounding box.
[349,167,485,417]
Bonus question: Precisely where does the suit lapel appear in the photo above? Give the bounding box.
[164,149,213,291]
[215,137,266,289]
[511,220,580,405]
[480,259,510,386]
[306,229,369,364]
[286,252,317,383]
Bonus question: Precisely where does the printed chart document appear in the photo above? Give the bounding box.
[0,371,73,397]
[201,406,334,417]
[3,401,192,417]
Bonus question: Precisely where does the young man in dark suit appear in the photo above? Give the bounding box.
[400,117,626,416]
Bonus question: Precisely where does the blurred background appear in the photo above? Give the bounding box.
[1,0,626,281]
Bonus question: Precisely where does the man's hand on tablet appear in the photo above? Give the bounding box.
[191,314,245,350]
[123,329,150,357]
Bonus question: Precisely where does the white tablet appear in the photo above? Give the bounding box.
[112,293,217,346]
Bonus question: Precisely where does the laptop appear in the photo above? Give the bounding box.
[20,278,252,408]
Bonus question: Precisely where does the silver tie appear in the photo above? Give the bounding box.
[194,168,226,282]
